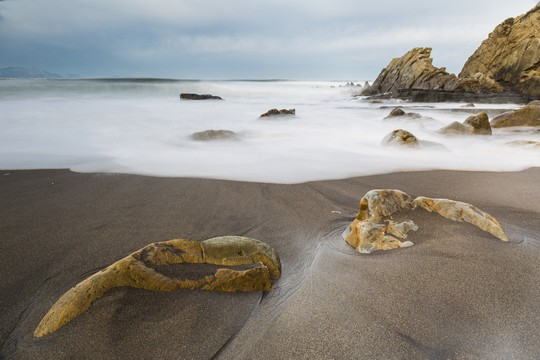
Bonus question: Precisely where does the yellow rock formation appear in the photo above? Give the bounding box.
[34,236,280,338]
[345,189,508,254]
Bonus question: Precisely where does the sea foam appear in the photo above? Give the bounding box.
[0,79,538,183]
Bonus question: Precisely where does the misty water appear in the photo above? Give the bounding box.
[1,79,539,183]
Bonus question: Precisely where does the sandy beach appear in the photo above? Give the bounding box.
[1,168,539,359]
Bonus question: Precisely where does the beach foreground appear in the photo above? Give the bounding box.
[1,168,539,359]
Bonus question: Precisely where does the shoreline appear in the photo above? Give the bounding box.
[1,168,539,359]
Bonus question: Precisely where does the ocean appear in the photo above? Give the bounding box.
[0,78,538,183]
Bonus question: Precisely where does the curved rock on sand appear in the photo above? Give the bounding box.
[34,236,281,338]
[345,189,508,254]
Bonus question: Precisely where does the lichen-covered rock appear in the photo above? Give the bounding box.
[490,104,540,128]
[191,130,238,141]
[344,189,508,254]
[260,108,296,118]
[34,236,281,338]
[180,93,223,100]
[438,112,492,135]
[381,129,420,147]
[459,3,540,98]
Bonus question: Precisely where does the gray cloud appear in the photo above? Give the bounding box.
[0,1,537,79]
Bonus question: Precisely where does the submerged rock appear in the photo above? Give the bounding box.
[180,93,223,100]
[438,112,492,135]
[34,236,281,337]
[344,189,508,254]
[384,107,421,119]
[490,104,540,128]
[191,129,239,141]
[260,108,296,118]
[507,140,540,149]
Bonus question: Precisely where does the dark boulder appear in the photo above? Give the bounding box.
[260,109,296,118]
[180,93,223,100]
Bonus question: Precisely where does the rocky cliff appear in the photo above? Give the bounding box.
[364,3,540,101]
[460,3,540,98]
[363,48,462,95]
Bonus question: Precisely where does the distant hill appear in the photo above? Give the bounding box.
[0,67,63,79]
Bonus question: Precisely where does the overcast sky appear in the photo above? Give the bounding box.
[0,1,537,79]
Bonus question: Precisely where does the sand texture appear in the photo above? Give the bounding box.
[1,168,539,359]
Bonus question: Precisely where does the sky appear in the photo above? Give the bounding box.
[0,1,537,79]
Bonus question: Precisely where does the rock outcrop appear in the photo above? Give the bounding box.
[490,103,540,128]
[364,3,540,101]
[34,236,281,337]
[459,3,540,98]
[180,93,223,100]
[344,189,508,254]
[438,112,492,135]
[191,130,239,141]
[260,108,296,118]
[363,48,465,97]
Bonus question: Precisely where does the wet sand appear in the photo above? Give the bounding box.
[1,168,539,359]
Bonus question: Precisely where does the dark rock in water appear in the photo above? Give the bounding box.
[180,93,223,100]
[490,104,540,128]
[384,107,421,119]
[372,89,528,103]
[191,130,238,141]
[439,112,492,135]
[381,129,420,147]
[363,4,540,101]
[461,103,476,108]
[507,140,540,149]
[260,108,295,118]
[387,108,406,117]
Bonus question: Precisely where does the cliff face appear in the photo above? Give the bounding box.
[459,3,540,98]
[363,48,462,95]
[365,3,540,101]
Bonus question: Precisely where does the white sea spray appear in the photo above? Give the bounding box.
[0,79,537,183]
